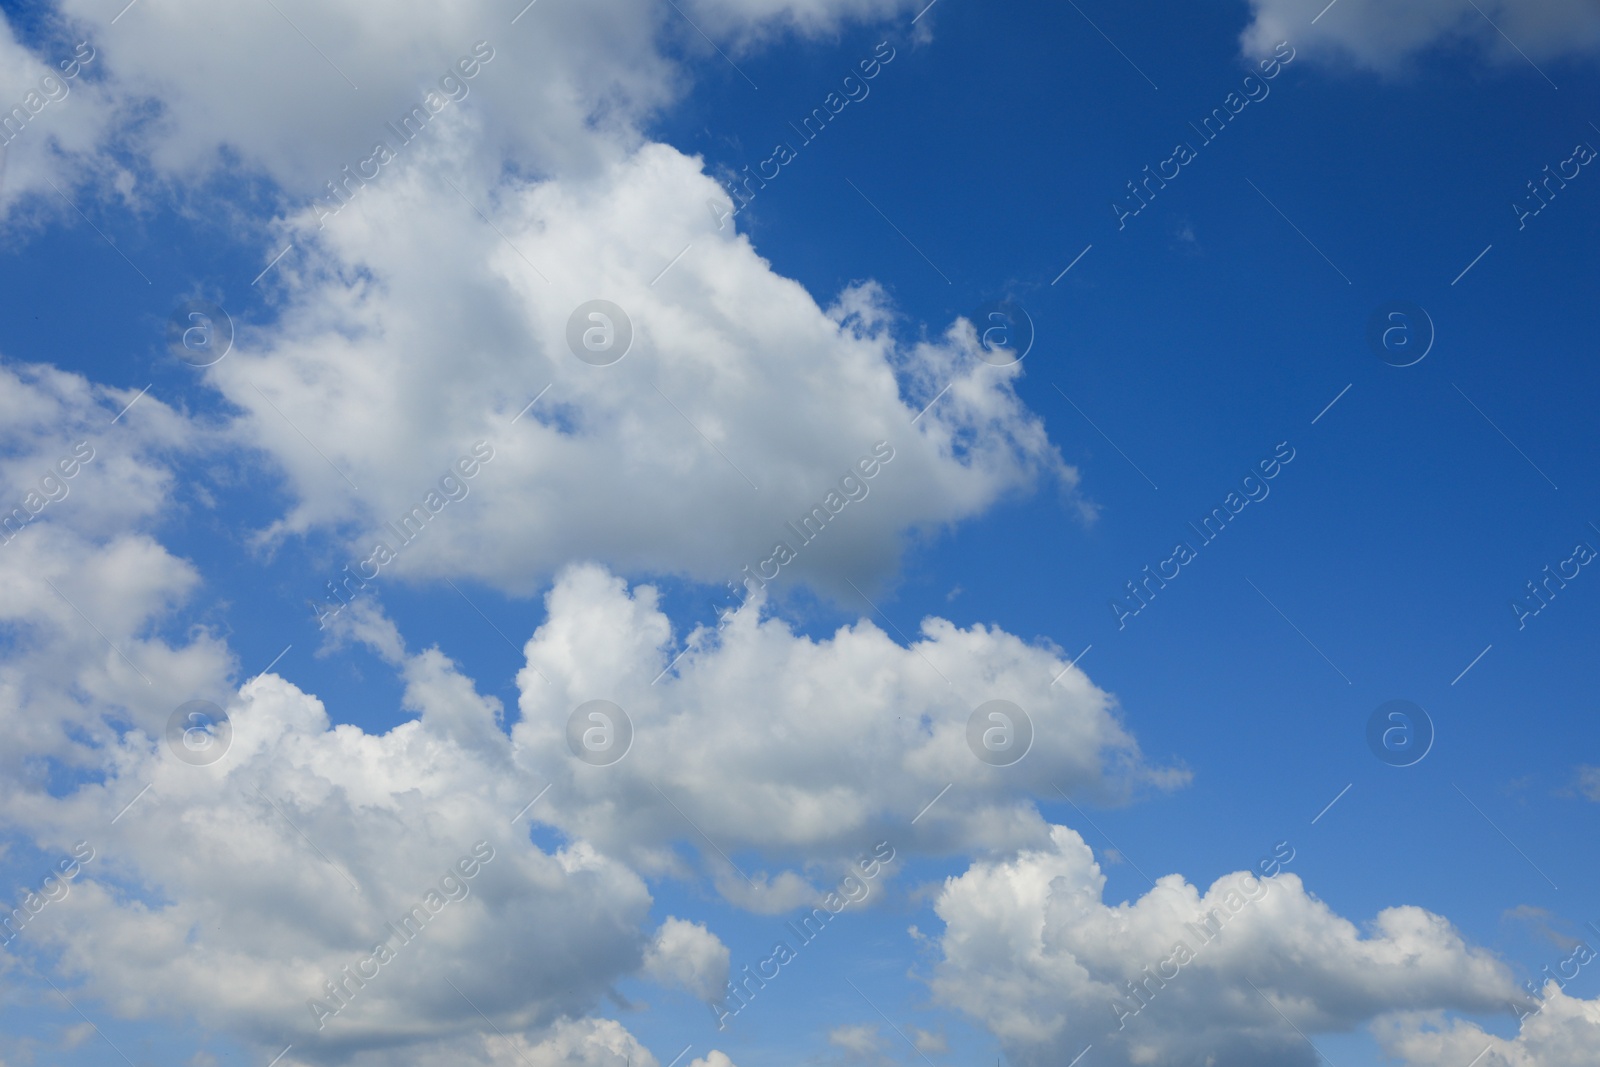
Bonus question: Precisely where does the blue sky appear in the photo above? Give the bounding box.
[1,1,1598,1066]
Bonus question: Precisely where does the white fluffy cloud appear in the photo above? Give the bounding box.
[1,0,910,210]
[927,826,1525,1067]
[333,1016,736,1067]
[1376,988,1600,1067]
[306,558,1174,905]
[10,3,1588,1066]
[0,27,118,214]
[0,361,193,542]
[502,563,1179,906]
[1240,0,1600,72]
[0,379,1135,1060]
[0,362,229,774]
[0,382,676,1064]
[0,542,1163,1061]
[9,663,664,1064]
[7,0,1071,604]
[0,359,1585,1067]
[642,916,731,1001]
[209,126,1068,602]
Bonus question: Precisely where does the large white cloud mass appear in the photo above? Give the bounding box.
[4,0,1076,601]
[3,0,913,210]
[0,512,654,1067]
[0,361,1137,1060]
[0,366,672,1065]
[0,362,226,774]
[2,360,1596,1067]
[925,826,1529,1067]
[217,129,1070,599]
[505,562,1178,903]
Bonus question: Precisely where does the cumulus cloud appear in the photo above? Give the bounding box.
[0,361,194,539]
[0,390,1151,1062]
[0,361,230,774]
[3,0,906,209]
[1376,987,1600,1067]
[0,25,117,216]
[202,125,1070,602]
[1239,0,1600,72]
[2,513,1156,1061]
[927,826,1524,1067]
[686,1051,739,1067]
[7,0,1071,606]
[0,551,725,1067]
[0,408,636,1064]
[9,659,659,1066]
[9,4,1577,1067]
[641,916,731,1001]
[0,358,1579,1067]
[503,563,1179,902]
[333,1016,688,1067]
